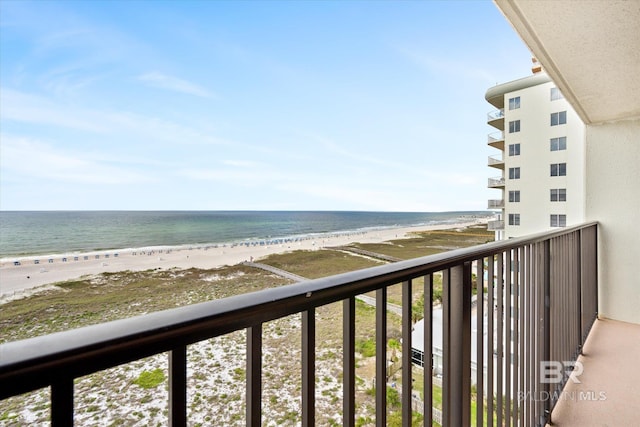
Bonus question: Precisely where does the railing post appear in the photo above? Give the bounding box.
[246,325,262,427]
[302,309,315,427]
[423,274,433,426]
[376,288,387,427]
[169,346,187,427]
[402,280,412,427]
[51,378,73,427]
[343,297,356,427]
[476,259,485,427]
[444,263,472,426]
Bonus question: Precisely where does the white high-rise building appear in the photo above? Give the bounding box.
[485,63,586,240]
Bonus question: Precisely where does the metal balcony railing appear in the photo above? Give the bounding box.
[488,154,504,166]
[487,131,505,144]
[488,176,506,187]
[488,199,505,209]
[0,223,598,427]
[487,219,505,230]
[487,108,504,122]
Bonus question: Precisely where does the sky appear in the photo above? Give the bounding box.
[0,0,533,212]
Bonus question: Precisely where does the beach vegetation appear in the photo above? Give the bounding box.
[133,368,165,389]
[0,225,490,425]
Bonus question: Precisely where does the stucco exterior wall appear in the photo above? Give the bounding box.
[585,119,640,324]
[502,81,585,239]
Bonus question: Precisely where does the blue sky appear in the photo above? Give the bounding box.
[0,0,532,211]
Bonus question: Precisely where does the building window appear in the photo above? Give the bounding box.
[550,137,567,151]
[551,87,564,101]
[551,163,567,176]
[509,143,521,156]
[509,214,521,226]
[509,167,521,179]
[551,111,567,126]
[550,188,567,202]
[550,214,567,227]
[509,120,521,133]
[509,96,521,110]
[509,190,520,202]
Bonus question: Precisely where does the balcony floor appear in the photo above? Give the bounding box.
[548,318,640,426]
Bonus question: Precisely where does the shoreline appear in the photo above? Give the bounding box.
[0,220,487,300]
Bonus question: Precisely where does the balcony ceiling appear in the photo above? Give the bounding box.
[495,0,640,125]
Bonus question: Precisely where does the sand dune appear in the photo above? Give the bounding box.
[0,221,485,300]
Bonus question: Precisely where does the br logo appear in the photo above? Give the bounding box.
[541,361,584,384]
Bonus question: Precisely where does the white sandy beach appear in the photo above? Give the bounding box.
[0,221,486,300]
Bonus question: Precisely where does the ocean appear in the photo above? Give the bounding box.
[0,211,491,259]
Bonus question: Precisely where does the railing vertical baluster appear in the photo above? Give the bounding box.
[487,258,494,426]
[592,225,599,329]
[169,346,187,427]
[527,243,539,426]
[302,309,315,427]
[505,249,512,427]
[564,235,570,366]
[543,240,551,426]
[535,242,544,426]
[530,243,542,426]
[246,324,262,427]
[497,251,504,427]
[573,232,580,358]
[476,258,484,427]
[51,379,74,427]
[512,248,521,426]
[518,246,525,427]
[423,274,433,426]
[443,263,471,426]
[463,262,472,426]
[401,280,412,427]
[574,232,581,358]
[376,287,387,427]
[343,297,356,427]
[442,269,450,423]
[560,235,565,378]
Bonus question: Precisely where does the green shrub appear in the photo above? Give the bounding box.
[133,368,165,389]
[356,338,376,357]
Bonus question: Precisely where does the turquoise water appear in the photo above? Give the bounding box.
[0,211,490,258]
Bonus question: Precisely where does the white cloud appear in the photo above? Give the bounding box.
[138,72,215,98]
[1,88,107,132]
[222,160,260,168]
[1,134,154,184]
[1,87,228,146]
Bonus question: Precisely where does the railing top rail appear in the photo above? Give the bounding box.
[0,221,598,398]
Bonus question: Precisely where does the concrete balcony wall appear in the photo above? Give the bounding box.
[585,119,640,324]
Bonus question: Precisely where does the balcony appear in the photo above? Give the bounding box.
[0,223,600,426]
[488,154,504,170]
[488,176,505,188]
[487,219,505,231]
[488,199,504,209]
[487,131,505,150]
[487,108,504,130]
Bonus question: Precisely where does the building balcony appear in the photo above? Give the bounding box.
[487,131,505,150]
[487,108,504,130]
[488,176,505,188]
[487,219,505,230]
[0,223,604,426]
[488,154,504,169]
[487,199,504,209]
